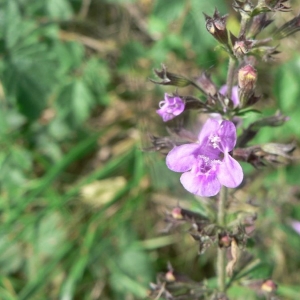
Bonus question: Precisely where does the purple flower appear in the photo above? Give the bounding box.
[219,85,239,107]
[157,93,185,122]
[166,118,243,197]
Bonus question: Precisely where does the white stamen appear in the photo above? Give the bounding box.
[209,134,221,148]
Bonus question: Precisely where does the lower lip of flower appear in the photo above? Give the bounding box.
[192,155,220,176]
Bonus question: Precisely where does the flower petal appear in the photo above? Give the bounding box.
[231,86,239,107]
[217,153,243,188]
[156,109,172,122]
[198,118,220,144]
[219,85,239,107]
[156,94,185,122]
[166,144,200,172]
[218,121,237,152]
[180,171,221,197]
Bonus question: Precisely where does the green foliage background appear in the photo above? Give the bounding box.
[0,0,300,299]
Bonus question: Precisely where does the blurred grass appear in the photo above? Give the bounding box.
[0,0,300,299]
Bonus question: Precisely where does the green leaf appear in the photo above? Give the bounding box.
[152,0,186,23]
[55,80,94,126]
[46,0,73,19]
[82,57,111,105]
[2,0,23,49]
[3,44,57,120]
[118,41,145,70]
[0,236,23,275]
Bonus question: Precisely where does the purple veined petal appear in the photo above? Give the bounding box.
[198,118,220,144]
[166,144,200,172]
[196,141,221,160]
[180,171,221,197]
[217,120,237,152]
[217,153,243,188]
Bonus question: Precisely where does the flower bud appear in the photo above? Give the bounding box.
[145,135,175,154]
[261,279,277,293]
[203,9,229,45]
[233,0,253,16]
[261,142,296,157]
[238,65,257,107]
[248,14,273,38]
[157,93,185,122]
[231,34,254,58]
[234,141,295,167]
[236,112,289,147]
[252,111,289,127]
[238,65,257,90]
[150,64,192,87]
[171,207,183,220]
[233,42,247,57]
[265,0,290,12]
[165,270,176,282]
[218,233,232,248]
[260,142,296,164]
[171,206,209,222]
[196,72,217,96]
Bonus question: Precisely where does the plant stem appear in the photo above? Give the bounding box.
[217,51,235,294]
[217,186,227,293]
[226,57,236,99]
[239,16,250,38]
[218,186,227,227]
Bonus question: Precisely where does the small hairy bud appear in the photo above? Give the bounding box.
[236,112,289,147]
[238,65,257,90]
[231,34,254,58]
[252,0,291,15]
[261,279,278,292]
[196,72,217,96]
[233,0,254,16]
[150,64,192,87]
[218,233,232,248]
[171,207,183,220]
[248,14,273,37]
[238,65,257,107]
[203,9,229,45]
[265,0,291,12]
[165,270,176,282]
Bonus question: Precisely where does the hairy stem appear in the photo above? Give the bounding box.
[226,57,236,99]
[239,16,250,38]
[218,186,227,227]
[217,186,228,293]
